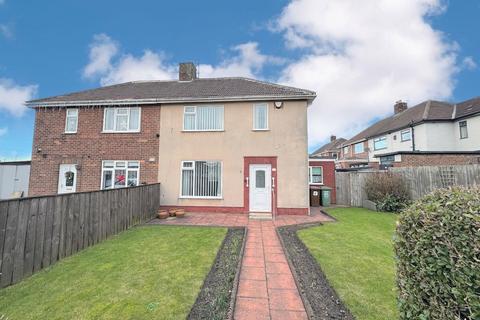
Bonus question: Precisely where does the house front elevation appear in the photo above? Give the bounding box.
[26,63,316,215]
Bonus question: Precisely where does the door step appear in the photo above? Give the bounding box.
[249,212,273,220]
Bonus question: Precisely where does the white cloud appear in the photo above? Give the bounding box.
[83,34,279,85]
[0,24,13,38]
[462,56,477,70]
[276,0,458,147]
[0,127,7,136]
[0,78,38,116]
[198,42,284,78]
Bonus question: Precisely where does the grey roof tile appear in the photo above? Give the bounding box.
[27,77,316,106]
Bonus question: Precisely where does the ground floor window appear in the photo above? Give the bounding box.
[181,161,222,198]
[102,161,140,189]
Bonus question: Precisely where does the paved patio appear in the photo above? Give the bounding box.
[147,208,333,319]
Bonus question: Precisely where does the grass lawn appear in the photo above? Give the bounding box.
[298,207,398,320]
[0,225,226,320]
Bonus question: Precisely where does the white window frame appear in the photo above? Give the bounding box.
[459,120,468,139]
[354,142,364,154]
[102,107,141,133]
[100,160,140,190]
[308,166,324,185]
[373,136,387,151]
[64,108,78,133]
[343,146,349,155]
[182,105,224,132]
[253,103,269,131]
[179,160,223,199]
[400,129,411,142]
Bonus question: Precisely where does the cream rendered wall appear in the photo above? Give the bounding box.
[367,128,414,162]
[158,100,309,209]
[455,115,480,150]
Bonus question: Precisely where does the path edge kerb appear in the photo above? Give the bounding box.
[276,222,320,318]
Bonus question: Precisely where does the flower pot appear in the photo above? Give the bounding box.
[175,209,185,218]
[168,209,177,217]
[157,210,169,219]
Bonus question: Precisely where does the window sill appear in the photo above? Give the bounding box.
[102,130,141,134]
[63,132,77,134]
[179,196,223,200]
[252,129,270,132]
[309,183,324,185]
[182,130,225,132]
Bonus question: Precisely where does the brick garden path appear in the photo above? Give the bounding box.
[148,208,333,319]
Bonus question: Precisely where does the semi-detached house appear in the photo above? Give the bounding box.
[26,63,316,216]
[338,99,480,169]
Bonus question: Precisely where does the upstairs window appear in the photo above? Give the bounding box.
[459,121,468,139]
[65,109,78,133]
[253,103,268,130]
[401,129,411,142]
[343,146,349,155]
[181,161,222,198]
[183,106,224,131]
[354,142,364,154]
[309,166,323,184]
[373,136,387,150]
[103,107,141,132]
[101,161,140,189]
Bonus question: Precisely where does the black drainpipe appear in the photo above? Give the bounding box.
[410,121,416,151]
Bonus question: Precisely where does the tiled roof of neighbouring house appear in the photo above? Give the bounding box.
[26,77,316,107]
[310,138,347,156]
[343,98,480,145]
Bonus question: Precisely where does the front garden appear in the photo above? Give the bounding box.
[0,226,227,320]
[298,208,398,320]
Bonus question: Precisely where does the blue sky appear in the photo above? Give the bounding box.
[0,0,479,160]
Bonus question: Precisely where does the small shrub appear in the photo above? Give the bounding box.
[364,172,410,212]
[394,187,480,320]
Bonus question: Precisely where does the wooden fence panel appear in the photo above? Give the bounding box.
[0,183,160,289]
[335,165,480,207]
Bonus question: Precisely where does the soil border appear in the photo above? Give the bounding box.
[187,227,247,320]
[277,223,355,320]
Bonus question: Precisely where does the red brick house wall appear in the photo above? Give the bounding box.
[29,106,160,196]
[309,160,336,204]
[393,154,480,167]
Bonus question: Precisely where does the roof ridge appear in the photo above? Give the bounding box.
[238,77,316,95]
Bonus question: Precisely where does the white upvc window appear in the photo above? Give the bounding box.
[373,136,387,150]
[180,160,222,198]
[183,106,224,131]
[401,129,411,142]
[459,121,468,139]
[101,160,140,189]
[343,146,349,155]
[253,103,268,130]
[65,108,78,133]
[354,142,364,154]
[103,107,141,133]
[309,166,323,184]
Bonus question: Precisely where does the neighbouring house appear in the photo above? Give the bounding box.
[338,99,480,169]
[310,135,346,160]
[308,157,336,206]
[26,62,316,216]
[0,160,31,199]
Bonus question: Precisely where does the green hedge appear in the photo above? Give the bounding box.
[394,187,480,319]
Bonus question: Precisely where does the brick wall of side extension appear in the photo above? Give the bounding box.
[29,106,160,196]
[393,154,480,167]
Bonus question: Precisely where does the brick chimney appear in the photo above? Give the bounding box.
[179,62,197,81]
[394,100,408,114]
[330,135,337,142]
